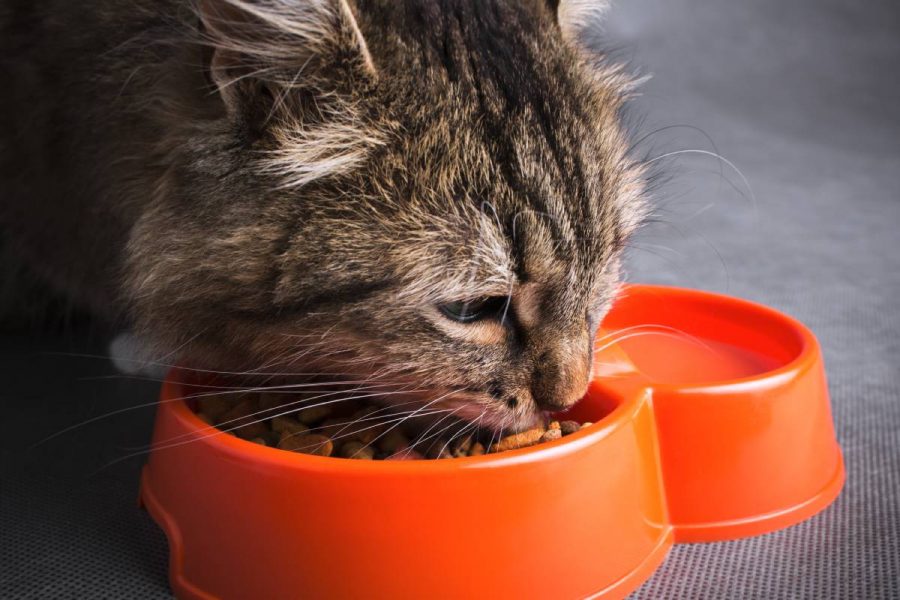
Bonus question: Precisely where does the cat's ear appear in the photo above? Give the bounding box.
[551,1,644,94]
[551,0,610,48]
[197,0,376,126]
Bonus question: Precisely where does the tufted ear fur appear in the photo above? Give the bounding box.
[197,0,385,188]
[552,0,611,47]
[550,0,646,99]
[198,0,376,129]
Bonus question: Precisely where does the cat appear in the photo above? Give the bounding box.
[0,0,646,433]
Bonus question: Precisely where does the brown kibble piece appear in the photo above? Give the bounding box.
[271,415,308,436]
[215,396,255,424]
[315,418,350,437]
[196,393,234,420]
[450,434,474,458]
[491,427,545,453]
[277,433,333,457]
[234,422,270,440]
[351,406,379,420]
[339,441,375,460]
[219,397,268,440]
[261,431,281,447]
[559,420,581,436]
[296,405,333,425]
[581,422,593,429]
[377,428,409,455]
[386,448,425,460]
[318,417,382,444]
[258,393,285,412]
[426,445,453,459]
[349,423,383,445]
[197,392,586,460]
[541,428,562,443]
[349,408,386,443]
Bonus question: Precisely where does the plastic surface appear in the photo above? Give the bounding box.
[140,284,844,599]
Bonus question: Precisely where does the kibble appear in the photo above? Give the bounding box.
[196,393,233,421]
[426,445,454,460]
[338,440,376,460]
[541,428,562,443]
[271,415,308,436]
[377,428,409,455]
[218,397,269,440]
[258,392,286,412]
[491,427,546,453]
[193,392,594,460]
[278,433,333,457]
[450,434,474,458]
[559,420,581,436]
[296,404,333,425]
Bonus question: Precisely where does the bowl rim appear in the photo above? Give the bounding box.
[155,284,820,473]
[159,373,651,474]
[609,284,819,393]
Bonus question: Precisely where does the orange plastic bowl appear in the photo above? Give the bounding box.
[140,284,844,599]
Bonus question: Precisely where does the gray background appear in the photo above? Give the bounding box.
[2,0,898,598]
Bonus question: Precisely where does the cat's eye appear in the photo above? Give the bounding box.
[438,297,508,324]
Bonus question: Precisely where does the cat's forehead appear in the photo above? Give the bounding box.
[388,62,623,256]
[333,0,641,303]
[375,100,623,308]
[395,104,619,270]
[389,195,609,311]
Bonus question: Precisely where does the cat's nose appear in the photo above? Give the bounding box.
[530,345,591,412]
[532,386,582,412]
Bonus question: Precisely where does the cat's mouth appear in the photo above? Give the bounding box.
[432,390,546,434]
[253,376,542,440]
[324,387,545,458]
[203,340,545,444]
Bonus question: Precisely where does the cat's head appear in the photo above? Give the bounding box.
[127,0,646,432]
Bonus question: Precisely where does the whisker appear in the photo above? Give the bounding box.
[593,325,721,358]
[306,408,457,455]
[119,388,404,452]
[98,387,426,470]
[642,148,757,219]
[149,385,423,450]
[434,412,483,458]
[359,391,462,457]
[406,406,467,457]
[40,351,375,378]
[31,379,401,448]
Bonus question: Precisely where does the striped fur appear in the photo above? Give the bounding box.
[1,0,646,431]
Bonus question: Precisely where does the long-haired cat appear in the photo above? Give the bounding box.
[0,0,645,433]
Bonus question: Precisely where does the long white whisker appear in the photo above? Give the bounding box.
[308,408,457,454]
[340,391,459,457]
[643,148,757,219]
[152,386,423,450]
[32,379,399,448]
[435,412,483,458]
[593,326,720,358]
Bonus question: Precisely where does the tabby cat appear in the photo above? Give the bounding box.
[0,0,645,433]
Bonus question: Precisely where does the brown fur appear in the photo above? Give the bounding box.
[0,0,646,431]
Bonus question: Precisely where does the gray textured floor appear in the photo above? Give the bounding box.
[2,0,899,598]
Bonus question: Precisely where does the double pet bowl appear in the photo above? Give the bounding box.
[140,284,844,599]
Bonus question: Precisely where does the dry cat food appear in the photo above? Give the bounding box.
[192,391,591,460]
